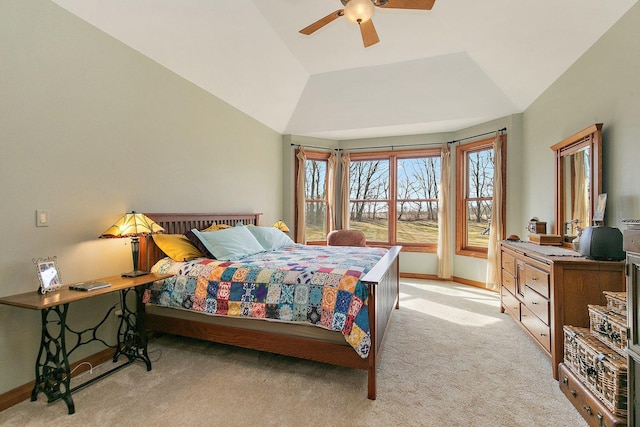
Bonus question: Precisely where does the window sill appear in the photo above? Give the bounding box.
[455,249,488,259]
[314,242,436,254]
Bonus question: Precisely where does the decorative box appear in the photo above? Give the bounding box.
[563,325,628,417]
[588,305,628,357]
[603,291,627,316]
[528,233,562,246]
[527,220,547,234]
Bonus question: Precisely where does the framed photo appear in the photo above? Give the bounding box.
[593,193,608,223]
[33,256,62,294]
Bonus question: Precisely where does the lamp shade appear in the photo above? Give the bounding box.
[273,220,290,233]
[100,212,164,238]
[344,0,375,23]
[100,211,164,277]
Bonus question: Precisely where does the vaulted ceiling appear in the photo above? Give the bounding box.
[51,0,637,140]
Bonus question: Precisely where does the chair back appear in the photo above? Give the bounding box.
[326,229,366,247]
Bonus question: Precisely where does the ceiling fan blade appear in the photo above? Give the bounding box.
[379,0,435,10]
[299,9,344,35]
[359,19,380,48]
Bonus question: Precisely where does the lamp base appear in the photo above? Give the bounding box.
[121,270,149,278]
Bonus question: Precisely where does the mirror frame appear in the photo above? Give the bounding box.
[551,123,602,247]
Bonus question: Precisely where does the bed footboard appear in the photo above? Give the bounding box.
[362,245,401,400]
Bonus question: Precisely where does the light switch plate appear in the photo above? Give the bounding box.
[36,210,49,227]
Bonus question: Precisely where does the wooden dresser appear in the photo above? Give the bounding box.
[499,240,625,379]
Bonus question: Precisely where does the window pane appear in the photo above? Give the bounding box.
[350,201,388,242]
[305,202,327,241]
[466,148,494,198]
[455,136,505,255]
[398,157,441,200]
[305,160,327,200]
[349,160,389,200]
[397,201,439,244]
[466,200,492,248]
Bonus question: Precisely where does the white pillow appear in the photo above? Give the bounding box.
[247,226,295,251]
[190,226,264,261]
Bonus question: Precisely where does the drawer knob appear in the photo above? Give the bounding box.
[571,389,577,397]
[583,405,592,415]
[563,376,568,385]
[531,301,538,304]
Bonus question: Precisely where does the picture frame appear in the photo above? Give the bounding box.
[33,256,62,294]
[593,193,608,223]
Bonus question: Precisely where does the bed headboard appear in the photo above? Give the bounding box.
[139,212,262,271]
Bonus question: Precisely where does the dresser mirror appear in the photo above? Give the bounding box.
[551,124,602,246]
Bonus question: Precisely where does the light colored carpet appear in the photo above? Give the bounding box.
[1,279,586,426]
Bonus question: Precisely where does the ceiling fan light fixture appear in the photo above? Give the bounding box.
[344,0,375,24]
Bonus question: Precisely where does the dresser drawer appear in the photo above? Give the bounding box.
[521,304,551,352]
[524,264,550,298]
[558,363,626,427]
[501,286,520,320]
[524,286,550,325]
[501,269,516,295]
[501,251,516,277]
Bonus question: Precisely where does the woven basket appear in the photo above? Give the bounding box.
[603,291,627,316]
[588,304,628,357]
[563,325,628,417]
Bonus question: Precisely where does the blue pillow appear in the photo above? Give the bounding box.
[190,226,264,261]
[247,226,295,251]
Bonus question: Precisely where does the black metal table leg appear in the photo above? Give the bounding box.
[112,287,151,370]
[0,273,169,415]
[31,304,75,415]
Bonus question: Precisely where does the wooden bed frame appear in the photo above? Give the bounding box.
[138,213,401,400]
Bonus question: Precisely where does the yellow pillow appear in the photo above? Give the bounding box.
[203,223,231,232]
[153,234,204,262]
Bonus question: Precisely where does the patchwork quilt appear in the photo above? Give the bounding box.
[144,245,388,358]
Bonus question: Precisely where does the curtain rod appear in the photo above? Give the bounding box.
[290,144,337,151]
[290,142,442,152]
[291,127,506,151]
[337,142,444,152]
[447,127,507,145]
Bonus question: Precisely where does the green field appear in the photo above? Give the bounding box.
[306,219,490,247]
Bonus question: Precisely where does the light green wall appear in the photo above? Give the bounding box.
[0,0,282,394]
[522,2,640,231]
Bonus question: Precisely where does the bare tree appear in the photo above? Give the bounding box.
[349,160,389,222]
[305,160,326,226]
[412,157,440,221]
[468,149,494,223]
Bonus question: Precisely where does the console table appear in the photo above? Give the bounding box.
[0,273,171,414]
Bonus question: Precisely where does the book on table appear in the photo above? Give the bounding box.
[69,281,111,292]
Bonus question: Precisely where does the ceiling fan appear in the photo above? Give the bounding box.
[299,0,436,48]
